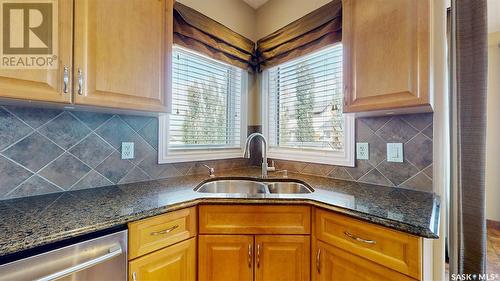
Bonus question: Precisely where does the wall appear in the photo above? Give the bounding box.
[270,113,434,193]
[177,0,256,41]
[0,106,250,200]
[255,0,332,40]
[486,31,500,221]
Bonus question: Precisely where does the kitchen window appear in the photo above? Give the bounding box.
[159,47,247,163]
[262,44,354,166]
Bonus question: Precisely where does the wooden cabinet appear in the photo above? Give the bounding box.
[0,0,73,104]
[129,237,196,281]
[342,0,431,114]
[255,235,310,281]
[128,207,197,260]
[74,0,172,112]
[0,0,172,112]
[198,235,254,281]
[312,240,415,281]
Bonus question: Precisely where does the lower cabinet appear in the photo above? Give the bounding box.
[312,240,416,281]
[198,234,310,281]
[129,237,196,281]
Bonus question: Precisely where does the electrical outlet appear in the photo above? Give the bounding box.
[121,142,134,160]
[356,142,369,160]
[387,143,403,163]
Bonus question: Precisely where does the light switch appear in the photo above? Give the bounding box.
[121,142,134,160]
[356,142,369,160]
[387,143,403,163]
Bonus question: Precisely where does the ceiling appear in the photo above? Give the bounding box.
[488,0,500,33]
[242,0,269,9]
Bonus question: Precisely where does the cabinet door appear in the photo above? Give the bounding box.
[255,235,310,281]
[343,0,430,113]
[312,240,416,281]
[129,237,196,281]
[74,0,172,112]
[0,0,72,103]
[198,235,253,281]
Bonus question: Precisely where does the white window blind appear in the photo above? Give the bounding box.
[267,44,345,152]
[168,47,243,150]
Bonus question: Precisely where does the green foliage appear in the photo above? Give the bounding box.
[182,77,227,145]
[294,62,315,142]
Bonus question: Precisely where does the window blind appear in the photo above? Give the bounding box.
[267,44,344,151]
[169,47,243,149]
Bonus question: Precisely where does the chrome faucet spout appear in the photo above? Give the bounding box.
[243,133,274,178]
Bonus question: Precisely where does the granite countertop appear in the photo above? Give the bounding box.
[0,168,440,258]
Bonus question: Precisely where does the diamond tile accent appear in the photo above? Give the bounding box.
[376,117,419,143]
[138,118,159,150]
[423,164,433,179]
[355,118,374,141]
[120,115,154,132]
[358,169,394,187]
[2,132,64,172]
[5,176,61,199]
[422,124,433,139]
[39,153,91,190]
[0,108,32,151]
[328,167,354,181]
[72,170,113,191]
[377,161,419,186]
[69,134,114,168]
[363,133,386,166]
[96,151,133,183]
[0,156,32,197]
[119,167,150,184]
[5,106,62,128]
[402,113,433,130]
[399,172,433,192]
[72,111,113,130]
[345,160,374,180]
[301,163,334,177]
[128,135,155,165]
[359,116,392,132]
[39,112,91,149]
[405,133,433,169]
[95,116,136,149]
[138,154,171,178]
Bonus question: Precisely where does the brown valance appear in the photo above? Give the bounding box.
[256,0,342,70]
[173,2,256,71]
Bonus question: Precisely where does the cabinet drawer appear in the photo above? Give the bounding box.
[199,205,311,234]
[128,207,196,260]
[315,208,421,279]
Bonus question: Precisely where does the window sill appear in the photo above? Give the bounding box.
[158,147,245,164]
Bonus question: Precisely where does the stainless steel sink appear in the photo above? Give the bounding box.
[196,180,268,194]
[267,182,312,194]
[195,179,313,194]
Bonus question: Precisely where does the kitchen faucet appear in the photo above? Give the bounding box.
[243,133,275,178]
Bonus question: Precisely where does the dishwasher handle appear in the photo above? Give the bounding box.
[35,244,123,281]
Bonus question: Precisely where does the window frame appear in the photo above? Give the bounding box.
[158,47,248,164]
[261,45,355,167]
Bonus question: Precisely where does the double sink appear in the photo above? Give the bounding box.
[195,179,314,194]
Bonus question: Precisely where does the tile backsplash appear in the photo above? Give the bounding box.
[271,113,433,193]
[0,105,433,200]
[0,105,250,200]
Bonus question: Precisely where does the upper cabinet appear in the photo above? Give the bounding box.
[74,0,172,112]
[0,0,172,113]
[342,0,431,114]
[0,0,73,104]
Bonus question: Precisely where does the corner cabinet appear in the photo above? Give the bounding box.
[342,0,431,114]
[73,0,172,112]
[0,0,172,113]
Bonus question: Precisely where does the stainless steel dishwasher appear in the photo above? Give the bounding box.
[0,229,127,281]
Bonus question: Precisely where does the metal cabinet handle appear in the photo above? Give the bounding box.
[77,68,83,95]
[132,272,137,281]
[344,231,376,244]
[256,244,261,268]
[35,244,122,281]
[248,244,252,268]
[63,66,69,94]
[150,225,178,236]
[316,248,321,274]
